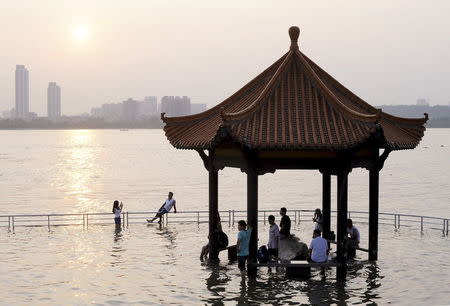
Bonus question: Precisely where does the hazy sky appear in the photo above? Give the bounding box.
[1,0,449,115]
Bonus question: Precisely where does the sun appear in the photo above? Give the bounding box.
[71,25,90,43]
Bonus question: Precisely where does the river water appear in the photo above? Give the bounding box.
[1,129,449,304]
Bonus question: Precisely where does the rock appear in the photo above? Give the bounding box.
[278,235,308,261]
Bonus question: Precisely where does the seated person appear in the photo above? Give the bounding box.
[200,214,228,260]
[279,207,291,239]
[308,229,328,263]
[347,218,360,249]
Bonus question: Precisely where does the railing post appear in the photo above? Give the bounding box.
[197,211,200,225]
[232,210,235,226]
[264,211,266,225]
[126,212,129,228]
[298,210,301,225]
[8,216,11,232]
[420,216,423,233]
[294,210,297,225]
[47,215,50,231]
[398,215,400,229]
[447,219,449,236]
[86,214,88,228]
[83,214,85,227]
[443,219,446,236]
[394,214,397,229]
[228,210,231,227]
[12,216,14,232]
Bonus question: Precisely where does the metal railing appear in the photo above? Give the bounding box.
[0,209,448,236]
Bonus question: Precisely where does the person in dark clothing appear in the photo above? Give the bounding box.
[279,207,291,239]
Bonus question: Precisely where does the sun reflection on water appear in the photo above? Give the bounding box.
[60,130,102,212]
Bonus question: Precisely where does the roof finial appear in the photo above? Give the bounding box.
[289,26,300,51]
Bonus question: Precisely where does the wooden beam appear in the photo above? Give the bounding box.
[208,166,219,261]
[322,173,331,238]
[369,166,379,261]
[336,170,349,280]
[247,170,258,274]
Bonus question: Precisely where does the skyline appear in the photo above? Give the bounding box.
[1,0,450,115]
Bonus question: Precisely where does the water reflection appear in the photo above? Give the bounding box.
[111,226,124,267]
[60,130,99,212]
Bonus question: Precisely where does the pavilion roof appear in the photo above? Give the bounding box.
[162,26,427,151]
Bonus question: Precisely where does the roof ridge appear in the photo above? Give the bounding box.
[221,51,294,122]
[294,50,380,123]
[161,53,289,124]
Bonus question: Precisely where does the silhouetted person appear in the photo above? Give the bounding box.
[347,218,360,254]
[236,220,252,274]
[279,207,291,239]
[308,229,328,263]
[267,215,280,261]
[312,208,323,232]
[147,192,177,224]
[112,200,123,228]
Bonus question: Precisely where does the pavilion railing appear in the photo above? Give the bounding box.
[0,209,448,236]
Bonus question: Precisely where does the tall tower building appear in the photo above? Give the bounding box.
[47,82,61,118]
[15,65,29,119]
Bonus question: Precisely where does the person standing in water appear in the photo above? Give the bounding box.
[147,192,177,224]
[112,200,123,227]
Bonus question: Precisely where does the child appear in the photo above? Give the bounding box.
[236,220,252,273]
[112,200,123,226]
[267,215,280,261]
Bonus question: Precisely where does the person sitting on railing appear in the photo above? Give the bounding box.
[279,207,291,239]
[347,218,360,250]
[308,229,328,263]
[112,200,123,227]
[147,192,177,224]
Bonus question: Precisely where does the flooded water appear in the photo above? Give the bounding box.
[1,129,450,304]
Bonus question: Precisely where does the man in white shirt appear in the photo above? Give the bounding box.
[347,218,360,248]
[308,229,328,263]
[147,192,177,224]
[267,215,280,260]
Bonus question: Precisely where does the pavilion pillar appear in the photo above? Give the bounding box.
[247,170,258,275]
[336,170,349,280]
[208,168,219,261]
[322,173,331,238]
[369,166,379,261]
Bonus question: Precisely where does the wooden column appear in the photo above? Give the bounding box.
[322,173,331,238]
[336,170,348,280]
[247,170,258,274]
[369,167,379,261]
[208,168,219,260]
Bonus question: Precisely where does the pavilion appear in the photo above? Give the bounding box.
[161,26,427,279]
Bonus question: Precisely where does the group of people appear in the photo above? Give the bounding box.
[111,196,360,269]
[264,207,361,264]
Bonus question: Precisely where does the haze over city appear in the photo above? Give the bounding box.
[1,0,450,116]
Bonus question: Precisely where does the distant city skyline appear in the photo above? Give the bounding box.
[1,1,450,115]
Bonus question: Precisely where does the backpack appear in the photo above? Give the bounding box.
[257,245,270,263]
[216,230,229,249]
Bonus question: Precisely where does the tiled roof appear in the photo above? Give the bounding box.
[163,26,427,151]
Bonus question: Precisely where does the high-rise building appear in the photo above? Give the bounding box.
[191,103,207,115]
[122,98,139,121]
[139,96,158,117]
[416,98,429,106]
[15,65,29,119]
[161,96,191,117]
[47,82,61,118]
